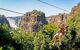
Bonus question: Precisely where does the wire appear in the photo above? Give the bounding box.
[0,8,24,15]
[0,0,69,15]
[37,0,69,12]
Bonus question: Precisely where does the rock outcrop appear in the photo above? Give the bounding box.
[19,10,47,33]
[47,13,68,25]
[70,3,80,15]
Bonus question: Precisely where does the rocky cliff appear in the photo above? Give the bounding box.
[70,3,80,15]
[19,10,47,33]
[47,13,68,25]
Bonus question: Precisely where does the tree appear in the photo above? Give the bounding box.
[0,24,12,50]
[34,24,58,50]
[11,28,34,50]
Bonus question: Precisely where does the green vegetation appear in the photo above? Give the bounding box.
[34,24,58,50]
[0,18,80,50]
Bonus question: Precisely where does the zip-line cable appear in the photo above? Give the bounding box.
[37,0,69,12]
[0,0,69,15]
[0,8,24,15]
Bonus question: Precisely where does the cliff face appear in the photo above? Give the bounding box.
[47,14,68,25]
[19,10,47,33]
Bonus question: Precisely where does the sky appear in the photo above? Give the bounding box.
[0,0,80,17]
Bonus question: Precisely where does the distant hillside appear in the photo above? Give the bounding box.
[0,15,10,27]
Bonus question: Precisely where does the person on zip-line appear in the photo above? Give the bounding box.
[53,22,67,45]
